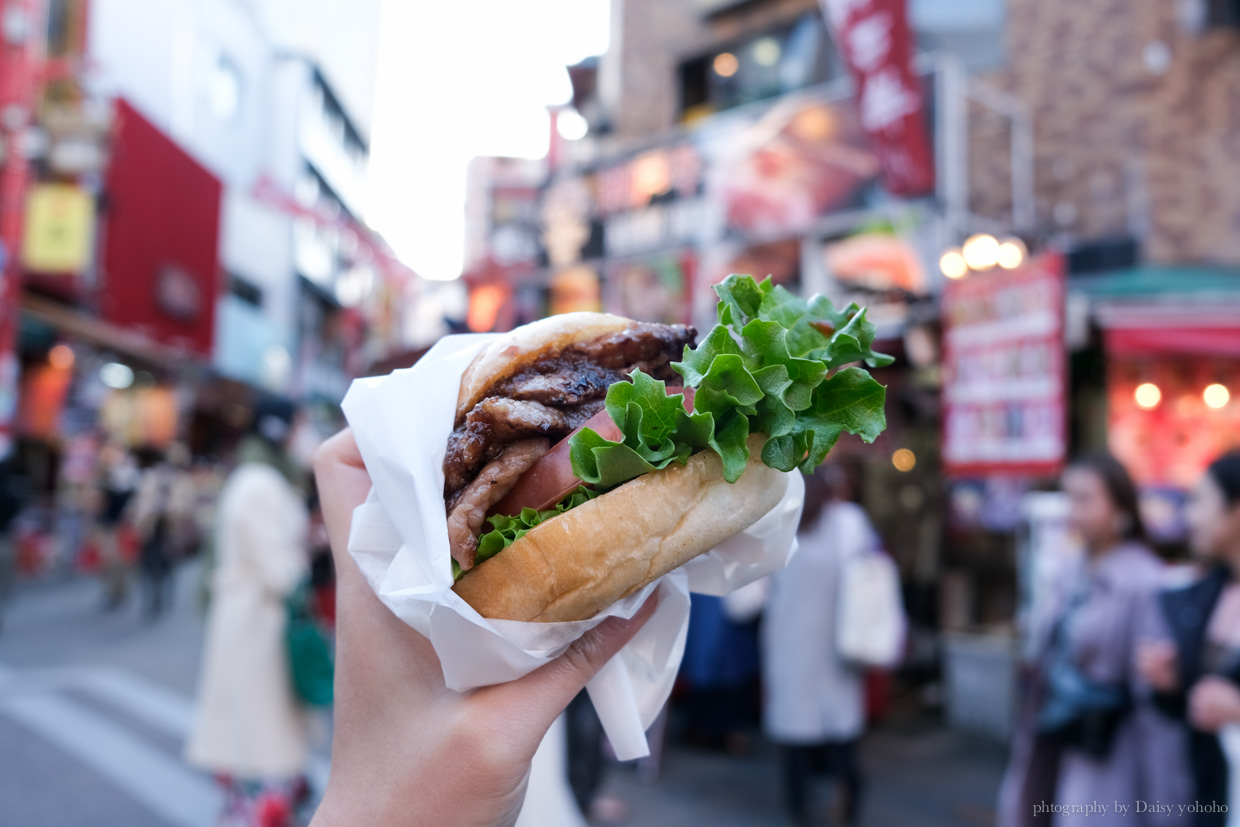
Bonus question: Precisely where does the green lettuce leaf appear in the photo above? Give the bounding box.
[565,274,889,492]
[462,486,601,579]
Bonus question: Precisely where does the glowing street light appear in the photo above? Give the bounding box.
[713,52,739,77]
[48,344,74,370]
[962,234,1000,270]
[1204,383,1230,409]
[996,238,1027,269]
[1134,382,1162,409]
[939,248,968,279]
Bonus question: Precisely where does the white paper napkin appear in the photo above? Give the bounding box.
[343,332,804,759]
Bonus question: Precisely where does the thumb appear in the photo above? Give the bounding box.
[487,591,660,730]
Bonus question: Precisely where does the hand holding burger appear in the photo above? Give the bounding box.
[311,429,660,827]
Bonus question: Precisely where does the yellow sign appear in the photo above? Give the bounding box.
[21,184,95,274]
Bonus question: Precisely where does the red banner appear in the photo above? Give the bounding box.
[941,253,1066,477]
[101,99,222,357]
[820,0,935,197]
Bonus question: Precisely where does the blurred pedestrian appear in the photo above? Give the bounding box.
[762,465,883,826]
[306,488,335,627]
[999,454,1190,826]
[185,397,313,826]
[56,430,100,572]
[1138,452,1240,826]
[130,444,196,620]
[0,455,27,634]
[680,592,761,753]
[96,440,140,610]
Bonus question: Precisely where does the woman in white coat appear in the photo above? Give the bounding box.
[185,399,311,826]
[762,466,878,826]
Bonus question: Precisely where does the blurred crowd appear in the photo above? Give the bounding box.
[996,450,1240,827]
[0,398,336,825]
[5,402,1240,827]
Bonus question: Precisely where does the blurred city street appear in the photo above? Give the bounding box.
[0,568,1003,827]
[0,564,331,827]
[3,0,1240,823]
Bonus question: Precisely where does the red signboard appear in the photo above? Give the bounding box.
[941,253,1066,477]
[101,99,222,357]
[820,0,935,197]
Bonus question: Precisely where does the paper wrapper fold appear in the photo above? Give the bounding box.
[343,333,804,760]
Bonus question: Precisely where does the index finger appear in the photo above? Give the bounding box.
[314,428,372,582]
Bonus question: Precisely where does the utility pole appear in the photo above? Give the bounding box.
[0,0,44,457]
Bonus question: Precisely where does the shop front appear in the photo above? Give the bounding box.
[1086,266,1240,545]
[936,252,1068,738]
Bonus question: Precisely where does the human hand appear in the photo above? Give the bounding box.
[1135,639,1179,693]
[310,429,657,827]
[1188,675,1240,733]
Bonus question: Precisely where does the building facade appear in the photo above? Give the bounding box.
[5,0,407,474]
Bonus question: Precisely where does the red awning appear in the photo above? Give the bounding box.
[1105,326,1240,358]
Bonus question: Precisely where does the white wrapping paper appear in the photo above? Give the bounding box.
[342,333,804,760]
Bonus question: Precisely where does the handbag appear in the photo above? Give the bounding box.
[1036,657,1129,759]
[285,579,334,707]
[836,551,906,668]
[1035,580,1130,759]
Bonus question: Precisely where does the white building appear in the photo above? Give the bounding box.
[84,0,382,400]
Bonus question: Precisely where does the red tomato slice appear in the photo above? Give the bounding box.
[488,386,694,516]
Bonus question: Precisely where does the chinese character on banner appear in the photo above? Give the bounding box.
[819,0,935,197]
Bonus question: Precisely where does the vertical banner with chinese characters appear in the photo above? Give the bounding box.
[0,0,45,459]
[941,253,1066,477]
[819,0,935,197]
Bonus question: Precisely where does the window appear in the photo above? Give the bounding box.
[45,0,88,58]
[228,273,263,308]
[910,0,1006,72]
[679,13,842,122]
[205,53,242,122]
[310,72,369,163]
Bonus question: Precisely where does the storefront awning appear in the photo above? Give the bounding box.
[20,292,199,370]
[1075,265,1240,299]
[1105,326,1240,358]
[1080,265,1240,357]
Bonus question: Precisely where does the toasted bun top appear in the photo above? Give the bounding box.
[456,312,633,423]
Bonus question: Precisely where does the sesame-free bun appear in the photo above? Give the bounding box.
[452,435,788,622]
[455,312,633,425]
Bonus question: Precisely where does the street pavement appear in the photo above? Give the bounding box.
[0,564,1004,826]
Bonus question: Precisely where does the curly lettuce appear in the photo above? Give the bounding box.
[460,486,599,579]
[567,274,889,488]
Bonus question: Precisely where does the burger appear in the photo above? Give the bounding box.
[446,274,890,622]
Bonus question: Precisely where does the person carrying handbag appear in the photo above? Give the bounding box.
[998,455,1191,826]
[762,464,900,826]
[185,398,315,827]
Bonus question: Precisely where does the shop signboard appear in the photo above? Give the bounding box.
[101,99,222,358]
[21,183,95,274]
[708,94,881,239]
[819,0,935,197]
[543,72,939,270]
[941,253,1066,477]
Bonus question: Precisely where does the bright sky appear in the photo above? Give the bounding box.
[367,0,610,281]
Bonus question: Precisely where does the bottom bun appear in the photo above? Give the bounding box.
[452,434,789,622]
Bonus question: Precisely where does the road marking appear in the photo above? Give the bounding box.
[0,691,219,827]
[0,661,332,794]
[71,666,332,791]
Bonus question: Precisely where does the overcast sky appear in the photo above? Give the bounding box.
[366,0,610,281]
